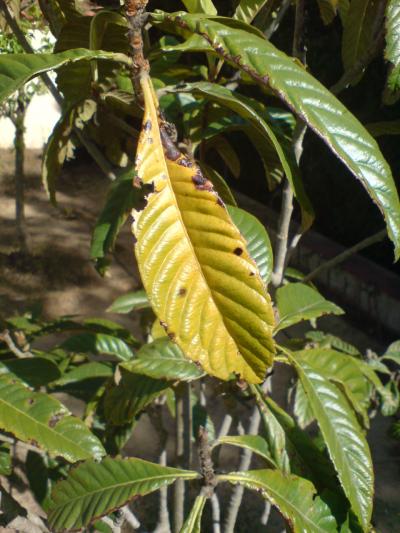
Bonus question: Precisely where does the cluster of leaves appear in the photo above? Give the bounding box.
[0,0,400,532]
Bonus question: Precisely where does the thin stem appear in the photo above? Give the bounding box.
[302,229,386,283]
[264,0,292,40]
[14,93,28,252]
[125,0,150,103]
[173,383,192,533]
[271,179,294,288]
[0,330,33,358]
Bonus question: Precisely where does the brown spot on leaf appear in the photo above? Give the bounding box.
[143,119,152,131]
[178,157,194,168]
[160,127,181,161]
[234,247,243,256]
[168,332,176,341]
[133,176,143,188]
[27,398,35,405]
[160,320,168,331]
[217,197,224,207]
[178,288,187,296]
[48,413,63,428]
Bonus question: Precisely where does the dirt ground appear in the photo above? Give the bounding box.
[0,149,399,532]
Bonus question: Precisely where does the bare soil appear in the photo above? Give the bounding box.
[0,149,399,532]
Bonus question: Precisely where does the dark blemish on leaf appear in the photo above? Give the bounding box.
[132,234,137,244]
[249,271,255,276]
[232,55,242,64]
[160,127,181,161]
[143,119,152,131]
[178,288,187,296]
[217,197,224,207]
[160,320,168,331]
[28,398,35,405]
[168,332,176,341]
[178,157,194,168]
[234,247,243,256]
[192,171,206,186]
[147,137,154,145]
[215,45,224,54]
[48,413,63,428]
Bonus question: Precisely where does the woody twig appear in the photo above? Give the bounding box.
[125,0,150,103]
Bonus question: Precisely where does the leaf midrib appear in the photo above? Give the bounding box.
[220,473,329,533]
[50,470,198,514]
[0,387,95,459]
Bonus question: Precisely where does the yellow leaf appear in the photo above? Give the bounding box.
[132,74,275,383]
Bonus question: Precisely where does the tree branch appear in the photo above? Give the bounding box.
[125,0,150,103]
[0,330,32,358]
[302,229,386,283]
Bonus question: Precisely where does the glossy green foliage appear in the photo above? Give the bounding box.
[122,338,204,381]
[220,469,337,532]
[0,49,130,104]
[152,11,400,258]
[0,357,61,388]
[275,283,344,331]
[62,332,134,361]
[234,0,269,23]
[227,205,273,285]
[107,289,151,313]
[385,0,400,91]
[47,457,199,531]
[0,376,105,462]
[216,435,276,467]
[291,356,373,530]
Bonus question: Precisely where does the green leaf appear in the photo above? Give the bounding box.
[341,0,381,81]
[104,368,169,424]
[234,0,269,24]
[0,49,130,105]
[200,163,237,205]
[0,357,61,388]
[89,10,126,51]
[385,0,400,91]
[122,338,204,381]
[42,106,76,205]
[366,119,400,137]
[107,289,151,313]
[294,349,372,428]
[48,457,199,531]
[290,355,373,530]
[216,435,276,467]
[294,381,315,429]
[180,82,314,230]
[56,362,113,385]
[62,333,134,361]
[380,380,399,416]
[227,205,273,285]
[181,0,217,15]
[0,443,11,476]
[153,12,400,258]
[0,376,105,462]
[180,493,207,533]
[220,469,337,532]
[90,169,151,263]
[205,135,241,178]
[275,283,344,331]
[381,340,400,365]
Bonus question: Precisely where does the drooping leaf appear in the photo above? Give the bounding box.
[107,289,151,313]
[180,82,314,229]
[180,493,207,533]
[42,106,76,205]
[216,435,276,467]
[62,332,134,361]
[220,469,337,532]
[385,0,400,91]
[104,368,169,424]
[89,10,127,51]
[341,0,382,83]
[0,49,130,105]
[0,376,105,462]
[181,0,217,15]
[132,74,275,383]
[290,355,373,530]
[275,283,344,331]
[227,205,273,285]
[0,357,61,388]
[48,457,199,531]
[152,12,400,258]
[234,0,269,23]
[294,349,372,428]
[122,338,204,381]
